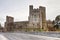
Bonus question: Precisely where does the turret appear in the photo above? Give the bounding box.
[29,5,33,15]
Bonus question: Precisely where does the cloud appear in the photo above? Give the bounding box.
[0,0,60,26]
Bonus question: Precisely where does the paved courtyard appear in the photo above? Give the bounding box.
[0,32,60,40]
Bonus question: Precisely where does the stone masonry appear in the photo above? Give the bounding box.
[28,5,47,30]
[5,5,47,31]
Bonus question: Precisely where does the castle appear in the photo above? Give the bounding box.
[0,5,60,32]
[4,5,47,31]
[1,5,47,32]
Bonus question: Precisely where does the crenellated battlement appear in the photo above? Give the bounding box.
[29,5,47,30]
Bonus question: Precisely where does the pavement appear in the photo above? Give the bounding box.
[0,32,60,40]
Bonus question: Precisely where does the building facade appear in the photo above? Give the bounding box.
[5,5,47,31]
[28,5,47,30]
[5,16,14,31]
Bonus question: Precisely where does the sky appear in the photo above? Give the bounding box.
[0,0,60,26]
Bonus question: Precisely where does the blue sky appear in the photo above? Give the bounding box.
[0,0,60,26]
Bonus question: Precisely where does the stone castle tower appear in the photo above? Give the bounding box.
[5,16,14,31]
[28,5,47,30]
[4,5,47,31]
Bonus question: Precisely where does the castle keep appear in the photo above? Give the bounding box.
[29,5,46,30]
[5,5,47,31]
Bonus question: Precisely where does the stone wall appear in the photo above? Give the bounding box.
[4,5,47,32]
[28,5,47,30]
[5,16,14,31]
[5,16,29,31]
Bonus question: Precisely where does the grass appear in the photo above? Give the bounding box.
[14,28,44,32]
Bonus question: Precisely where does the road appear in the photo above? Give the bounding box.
[0,32,60,40]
